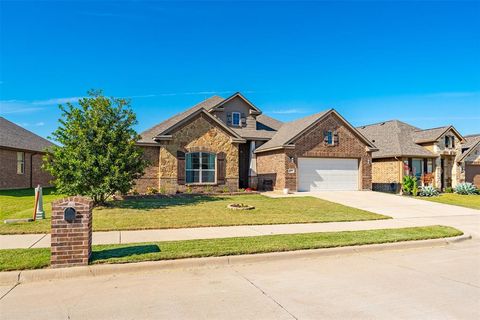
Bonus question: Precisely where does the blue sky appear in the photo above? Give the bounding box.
[1,1,479,140]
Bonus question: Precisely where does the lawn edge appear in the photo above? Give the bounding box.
[0,233,471,286]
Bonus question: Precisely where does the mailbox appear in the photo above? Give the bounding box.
[64,207,76,223]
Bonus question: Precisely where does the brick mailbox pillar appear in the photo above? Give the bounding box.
[51,196,93,268]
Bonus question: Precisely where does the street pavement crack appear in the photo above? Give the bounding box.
[233,269,298,320]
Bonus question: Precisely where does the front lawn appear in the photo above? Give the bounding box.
[0,192,389,234]
[418,193,480,210]
[0,225,462,271]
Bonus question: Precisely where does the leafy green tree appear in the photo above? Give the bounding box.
[44,90,147,205]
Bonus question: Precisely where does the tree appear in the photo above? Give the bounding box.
[44,90,147,205]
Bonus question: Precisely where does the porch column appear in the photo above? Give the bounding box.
[248,141,258,189]
[434,157,442,189]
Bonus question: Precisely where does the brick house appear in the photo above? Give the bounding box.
[0,117,55,189]
[136,93,376,193]
[456,134,480,188]
[357,120,465,193]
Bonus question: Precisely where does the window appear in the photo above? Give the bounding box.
[445,136,454,149]
[427,159,433,173]
[232,112,241,126]
[411,159,423,179]
[17,152,25,174]
[186,152,216,184]
[326,131,334,145]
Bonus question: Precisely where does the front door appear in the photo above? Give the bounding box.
[238,142,250,188]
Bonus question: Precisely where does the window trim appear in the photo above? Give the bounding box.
[17,151,25,175]
[326,131,334,146]
[185,152,216,185]
[231,112,241,127]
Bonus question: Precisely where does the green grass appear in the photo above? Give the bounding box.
[0,192,389,234]
[417,193,480,210]
[0,226,462,272]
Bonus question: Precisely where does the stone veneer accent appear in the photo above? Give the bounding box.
[136,113,239,193]
[51,196,93,268]
[256,113,373,191]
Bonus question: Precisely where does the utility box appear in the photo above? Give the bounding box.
[51,197,93,268]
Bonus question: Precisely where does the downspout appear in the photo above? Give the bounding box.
[30,152,34,189]
[394,156,401,193]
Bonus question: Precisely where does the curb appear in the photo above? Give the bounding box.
[0,234,471,286]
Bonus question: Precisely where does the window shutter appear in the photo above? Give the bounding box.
[241,113,247,126]
[226,113,232,125]
[408,158,413,176]
[217,152,226,185]
[452,137,455,149]
[177,151,185,185]
[423,159,428,173]
[323,130,328,143]
[333,131,339,146]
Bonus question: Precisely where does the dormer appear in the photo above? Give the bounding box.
[209,92,261,130]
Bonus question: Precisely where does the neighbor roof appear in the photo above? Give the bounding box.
[457,134,480,162]
[357,120,436,159]
[0,117,55,153]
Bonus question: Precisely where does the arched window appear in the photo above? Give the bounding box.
[186,152,216,184]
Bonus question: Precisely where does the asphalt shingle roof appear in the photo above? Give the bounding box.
[138,95,283,143]
[255,110,330,152]
[0,117,55,153]
[412,126,451,143]
[357,120,436,159]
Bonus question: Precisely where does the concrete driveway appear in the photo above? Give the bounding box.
[302,191,480,237]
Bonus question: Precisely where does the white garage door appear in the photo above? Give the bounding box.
[298,158,359,191]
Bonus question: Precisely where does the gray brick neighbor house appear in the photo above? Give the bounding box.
[135,92,377,193]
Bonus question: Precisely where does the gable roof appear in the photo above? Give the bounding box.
[255,109,376,153]
[457,134,480,162]
[138,94,283,144]
[0,117,55,153]
[138,96,225,143]
[412,126,465,144]
[357,120,436,159]
[208,92,262,114]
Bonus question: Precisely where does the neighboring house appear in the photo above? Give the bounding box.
[357,120,465,193]
[456,134,480,188]
[136,92,376,193]
[0,117,55,189]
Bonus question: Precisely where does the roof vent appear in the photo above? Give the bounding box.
[380,122,385,126]
[372,139,376,143]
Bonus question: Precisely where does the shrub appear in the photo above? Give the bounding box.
[146,186,158,195]
[130,188,139,195]
[444,187,454,193]
[421,173,434,186]
[454,183,478,195]
[402,175,418,195]
[185,186,193,194]
[419,186,439,197]
[222,186,230,193]
[159,187,167,195]
[205,185,213,193]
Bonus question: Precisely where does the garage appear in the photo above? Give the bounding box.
[298,158,359,191]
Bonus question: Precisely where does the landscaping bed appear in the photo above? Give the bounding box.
[0,226,462,271]
[0,193,389,234]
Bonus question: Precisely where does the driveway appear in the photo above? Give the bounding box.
[304,191,480,237]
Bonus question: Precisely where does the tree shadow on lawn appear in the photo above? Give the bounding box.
[101,195,228,211]
[91,244,161,262]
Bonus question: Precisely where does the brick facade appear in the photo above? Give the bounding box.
[51,197,93,268]
[256,113,373,191]
[371,158,402,192]
[135,113,239,193]
[0,148,53,190]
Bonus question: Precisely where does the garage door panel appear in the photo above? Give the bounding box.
[298,158,359,191]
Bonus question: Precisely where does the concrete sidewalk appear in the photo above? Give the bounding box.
[1,191,478,249]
